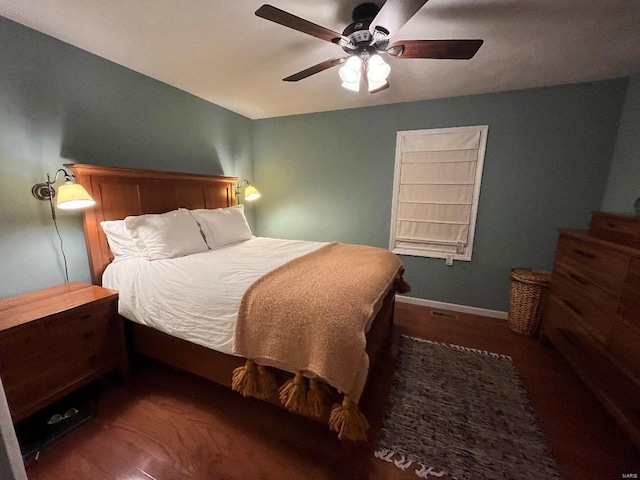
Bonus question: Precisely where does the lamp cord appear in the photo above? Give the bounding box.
[49,195,70,283]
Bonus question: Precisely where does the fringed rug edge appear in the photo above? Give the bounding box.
[399,335,513,361]
[374,447,448,479]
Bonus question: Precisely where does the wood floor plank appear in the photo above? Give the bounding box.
[23,303,639,479]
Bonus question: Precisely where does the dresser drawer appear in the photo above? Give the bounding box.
[543,296,611,386]
[627,258,640,289]
[590,212,640,249]
[556,234,629,293]
[620,289,640,332]
[550,281,616,346]
[609,320,640,380]
[552,262,619,315]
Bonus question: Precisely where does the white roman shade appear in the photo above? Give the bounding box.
[390,126,488,261]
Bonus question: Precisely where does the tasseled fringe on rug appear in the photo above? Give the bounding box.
[395,276,411,294]
[374,449,446,478]
[328,395,369,442]
[232,359,278,401]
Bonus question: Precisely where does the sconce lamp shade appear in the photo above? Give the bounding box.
[56,182,96,210]
[243,184,261,202]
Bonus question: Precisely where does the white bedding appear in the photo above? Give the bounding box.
[102,237,325,355]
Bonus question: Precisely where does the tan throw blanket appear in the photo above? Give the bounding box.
[234,242,404,404]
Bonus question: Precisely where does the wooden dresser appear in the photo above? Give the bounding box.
[0,282,128,422]
[541,212,640,450]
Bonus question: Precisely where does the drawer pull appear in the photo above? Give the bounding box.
[84,331,95,339]
[606,223,617,228]
[80,314,91,320]
[568,272,589,286]
[562,299,583,316]
[573,249,596,259]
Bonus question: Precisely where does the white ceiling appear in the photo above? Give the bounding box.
[1,0,640,119]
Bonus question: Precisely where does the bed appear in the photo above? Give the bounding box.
[68,163,404,442]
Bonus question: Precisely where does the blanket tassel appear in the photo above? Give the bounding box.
[329,395,369,442]
[279,371,309,415]
[395,276,411,294]
[232,359,259,398]
[255,365,278,401]
[306,377,331,418]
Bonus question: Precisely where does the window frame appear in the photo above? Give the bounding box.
[389,125,489,261]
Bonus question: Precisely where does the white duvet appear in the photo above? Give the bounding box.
[103,237,325,355]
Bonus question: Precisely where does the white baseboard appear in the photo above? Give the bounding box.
[395,295,508,320]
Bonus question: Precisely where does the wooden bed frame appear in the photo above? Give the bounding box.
[68,163,395,411]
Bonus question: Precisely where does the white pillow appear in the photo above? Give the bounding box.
[124,210,208,260]
[100,220,142,258]
[190,205,253,249]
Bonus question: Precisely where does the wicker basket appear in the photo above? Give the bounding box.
[508,268,551,335]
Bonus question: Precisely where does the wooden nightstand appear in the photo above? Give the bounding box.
[0,282,129,423]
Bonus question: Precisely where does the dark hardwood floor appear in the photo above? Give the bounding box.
[23,302,639,480]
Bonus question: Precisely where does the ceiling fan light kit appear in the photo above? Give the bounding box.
[339,56,363,91]
[255,1,483,94]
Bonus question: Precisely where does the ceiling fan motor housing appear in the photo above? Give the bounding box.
[341,3,388,56]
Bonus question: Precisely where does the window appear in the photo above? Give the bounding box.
[390,125,488,262]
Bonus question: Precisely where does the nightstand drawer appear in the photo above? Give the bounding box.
[43,302,117,350]
[556,234,629,293]
[0,282,127,422]
[4,349,113,416]
[0,323,45,365]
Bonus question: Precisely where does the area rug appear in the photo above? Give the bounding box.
[374,336,562,479]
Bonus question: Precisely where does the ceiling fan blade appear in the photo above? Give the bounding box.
[283,57,348,82]
[388,39,483,59]
[256,5,349,44]
[369,0,429,38]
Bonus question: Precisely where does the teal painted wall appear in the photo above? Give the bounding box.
[0,14,631,312]
[253,80,627,311]
[602,74,640,213]
[0,17,253,298]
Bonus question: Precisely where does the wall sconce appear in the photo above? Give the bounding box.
[32,168,95,220]
[235,179,261,203]
[31,168,96,283]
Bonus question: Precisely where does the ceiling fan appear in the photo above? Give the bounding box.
[255,0,483,93]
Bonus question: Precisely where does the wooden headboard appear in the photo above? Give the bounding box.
[66,164,238,285]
